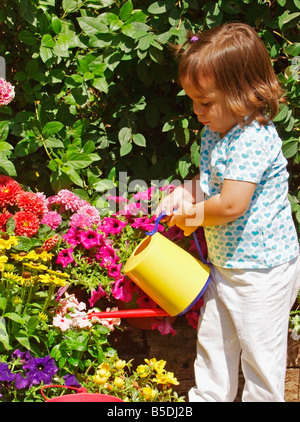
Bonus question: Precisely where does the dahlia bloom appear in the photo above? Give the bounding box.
[0,78,15,106]
[17,191,45,218]
[0,175,22,208]
[0,211,12,232]
[41,211,62,230]
[13,211,40,237]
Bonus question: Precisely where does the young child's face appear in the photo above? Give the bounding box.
[181,76,237,138]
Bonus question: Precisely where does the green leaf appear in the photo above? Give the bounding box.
[120,142,132,156]
[148,1,174,14]
[43,122,64,138]
[41,34,56,48]
[77,17,109,36]
[66,152,93,169]
[44,137,64,148]
[177,156,191,179]
[92,77,109,93]
[273,104,289,122]
[93,179,115,192]
[282,138,299,158]
[118,127,131,145]
[120,0,133,21]
[52,16,62,34]
[18,30,37,46]
[4,313,26,324]
[132,133,146,147]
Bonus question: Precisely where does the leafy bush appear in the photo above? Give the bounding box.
[0,0,299,230]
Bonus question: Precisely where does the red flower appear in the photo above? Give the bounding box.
[0,211,12,232]
[0,176,22,208]
[13,211,40,237]
[17,191,45,218]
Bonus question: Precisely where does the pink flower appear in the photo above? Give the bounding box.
[107,195,128,204]
[56,247,74,268]
[89,285,106,307]
[136,292,158,309]
[88,307,120,331]
[100,217,127,236]
[41,211,62,230]
[122,202,146,216]
[132,187,155,201]
[0,78,15,106]
[53,314,73,332]
[164,225,185,242]
[111,276,135,302]
[152,318,176,336]
[56,189,89,212]
[97,245,119,267]
[62,227,82,246]
[70,210,96,230]
[131,216,164,232]
[79,230,103,249]
[107,263,122,280]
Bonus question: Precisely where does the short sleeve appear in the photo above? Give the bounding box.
[224,136,271,183]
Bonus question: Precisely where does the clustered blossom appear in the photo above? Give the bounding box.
[0,349,58,390]
[0,78,15,106]
[0,176,47,237]
[53,293,120,332]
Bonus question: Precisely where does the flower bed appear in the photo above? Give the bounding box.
[0,176,207,402]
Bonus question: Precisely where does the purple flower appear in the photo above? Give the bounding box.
[0,362,15,382]
[14,373,29,390]
[23,355,58,388]
[56,247,74,268]
[64,374,82,388]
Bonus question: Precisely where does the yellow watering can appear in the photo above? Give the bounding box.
[123,212,211,317]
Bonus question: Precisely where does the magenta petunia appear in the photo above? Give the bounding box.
[79,230,103,249]
[100,217,127,236]
[89,285,107,307]
[107,263,123,280]
[56,247,74,268]
[111,276,135,303]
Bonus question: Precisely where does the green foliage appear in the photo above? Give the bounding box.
[0,0,299,229]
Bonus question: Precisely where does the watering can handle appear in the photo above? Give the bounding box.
[41,385,87,401]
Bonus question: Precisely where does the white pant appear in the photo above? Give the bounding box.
[189,254,300,402]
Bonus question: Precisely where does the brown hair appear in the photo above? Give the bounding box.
[175,23,283,126]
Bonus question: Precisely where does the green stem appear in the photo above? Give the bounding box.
[42,284,55,314]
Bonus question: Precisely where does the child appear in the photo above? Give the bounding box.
[156,23,300,402]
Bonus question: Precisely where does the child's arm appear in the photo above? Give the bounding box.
[168,179,256,236]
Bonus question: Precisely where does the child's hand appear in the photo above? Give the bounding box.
[167,202,199,236]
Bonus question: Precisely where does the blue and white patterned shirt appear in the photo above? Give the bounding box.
[199,121,299,269]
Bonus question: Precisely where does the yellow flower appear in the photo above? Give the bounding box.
[0,255,8,271]
[145,358,166,373]
[3,272,20,283]
[13,296,22,305]
[24,261,48,271]
[113,377,125,388]
[39,312,48,322]
[10,252,28,261]
[26,250,53,262]
[141,386,157,400]
[0,236,18,250]
[38,273,68,287]
[153,371,179,385]
[47,269,70,278]
[114,359,126,370]
[92,374,109,385]
[136,364,150,378]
